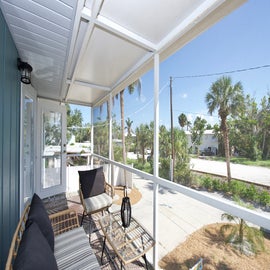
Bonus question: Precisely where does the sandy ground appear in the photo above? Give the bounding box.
[159,223,270,270]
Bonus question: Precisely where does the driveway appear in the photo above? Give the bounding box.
[190,158,270,187]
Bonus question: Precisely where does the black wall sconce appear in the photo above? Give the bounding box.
[17,58,33,84]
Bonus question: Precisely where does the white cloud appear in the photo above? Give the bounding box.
[180,93,188,99]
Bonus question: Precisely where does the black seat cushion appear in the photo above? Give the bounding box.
[79,167,105,199]
[28,193,54,251]
[13,221,58,270]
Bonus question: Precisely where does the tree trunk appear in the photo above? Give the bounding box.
[120,90,127,186]
[221,117,231,182]
[120,90,126,164]
[107,100,114,186]
[239,219,244,243]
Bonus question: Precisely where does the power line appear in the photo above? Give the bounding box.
[173,64,270,79]
[173,109,219,119]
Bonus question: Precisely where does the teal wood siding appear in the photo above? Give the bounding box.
[0,9,21,269]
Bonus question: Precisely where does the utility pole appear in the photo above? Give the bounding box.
[170,76,174,181]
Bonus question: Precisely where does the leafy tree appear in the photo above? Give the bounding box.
[119,80,141,165]
[76,123,91,143]
[66,104,83,127]
[178,113,187,130]
[66,104,91,144]
[173,128,191,185]
[258,94,270,159]
[148,121,154,159]
[229,95,259,160]
[206,76,244,181]
[190,116,207,154]
[125,117,135,153]
[135,123,150,164]
[159,125,171,158]
[93,118,108,157]
[158,125,171,179]
[206,123,212,129]
[125,117,133,136]
[212,123,223,156]
[186,120,192,131]
[44,114,61,146]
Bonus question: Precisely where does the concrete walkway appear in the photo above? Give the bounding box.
[130,175,224,263]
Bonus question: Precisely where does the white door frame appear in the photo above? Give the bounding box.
[20,84,37,213]
[37,99,67,198]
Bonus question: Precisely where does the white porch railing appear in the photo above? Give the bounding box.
[66,153,270,269]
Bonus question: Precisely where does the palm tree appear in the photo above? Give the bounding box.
[120,79,141,165]
[186,120,192,131]
[125,117,133,137]
[135,123,150,164]
[178,113,187,130]
[220,213,265,255]
[205,76,244,181]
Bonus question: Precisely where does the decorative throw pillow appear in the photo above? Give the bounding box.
[28,193,54,251]
[78,167,105,198]
[13,221,58,270]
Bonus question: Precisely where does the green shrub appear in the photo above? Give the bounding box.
[212,178,222,191]
[159,158,170,180]
[228,180,246,196]
[194,174,270,208]
[258,190,270,206]
[243,184,259,201]
[221,181,230,193]
[201,176,213,190]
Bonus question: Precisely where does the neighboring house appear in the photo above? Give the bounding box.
[67,135,91,154]
[185,130,218,155]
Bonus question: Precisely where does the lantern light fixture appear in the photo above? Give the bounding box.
[17,58,33,84]
[120,186,132,228]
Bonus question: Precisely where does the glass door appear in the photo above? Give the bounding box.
[37,99,66,198]
[20,85,36,212]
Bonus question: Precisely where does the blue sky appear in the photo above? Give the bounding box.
[74,0,270,129]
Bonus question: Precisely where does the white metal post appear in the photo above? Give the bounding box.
[108,93,112,185]
[153,53,160,269]
[91,106,94,167]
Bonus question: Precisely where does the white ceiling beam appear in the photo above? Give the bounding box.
[65,0,104,101]
[81,7,157,52]
[60,0,85,100]
[96,15,157,52]
[74,80,111,92]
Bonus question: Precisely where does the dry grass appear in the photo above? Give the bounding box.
[159,223,270,270]
[113,186,142,205]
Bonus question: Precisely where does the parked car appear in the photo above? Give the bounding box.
[200,147,217,156]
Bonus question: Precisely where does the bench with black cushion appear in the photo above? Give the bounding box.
[5,193,100,270]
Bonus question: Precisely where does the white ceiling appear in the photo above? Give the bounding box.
[0,0,246,107]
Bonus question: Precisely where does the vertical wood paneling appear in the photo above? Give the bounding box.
[0,10,5,268]
[0,8,20,269]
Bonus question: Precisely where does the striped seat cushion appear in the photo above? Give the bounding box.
[54,227,100,270]
[84,193,112,213]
